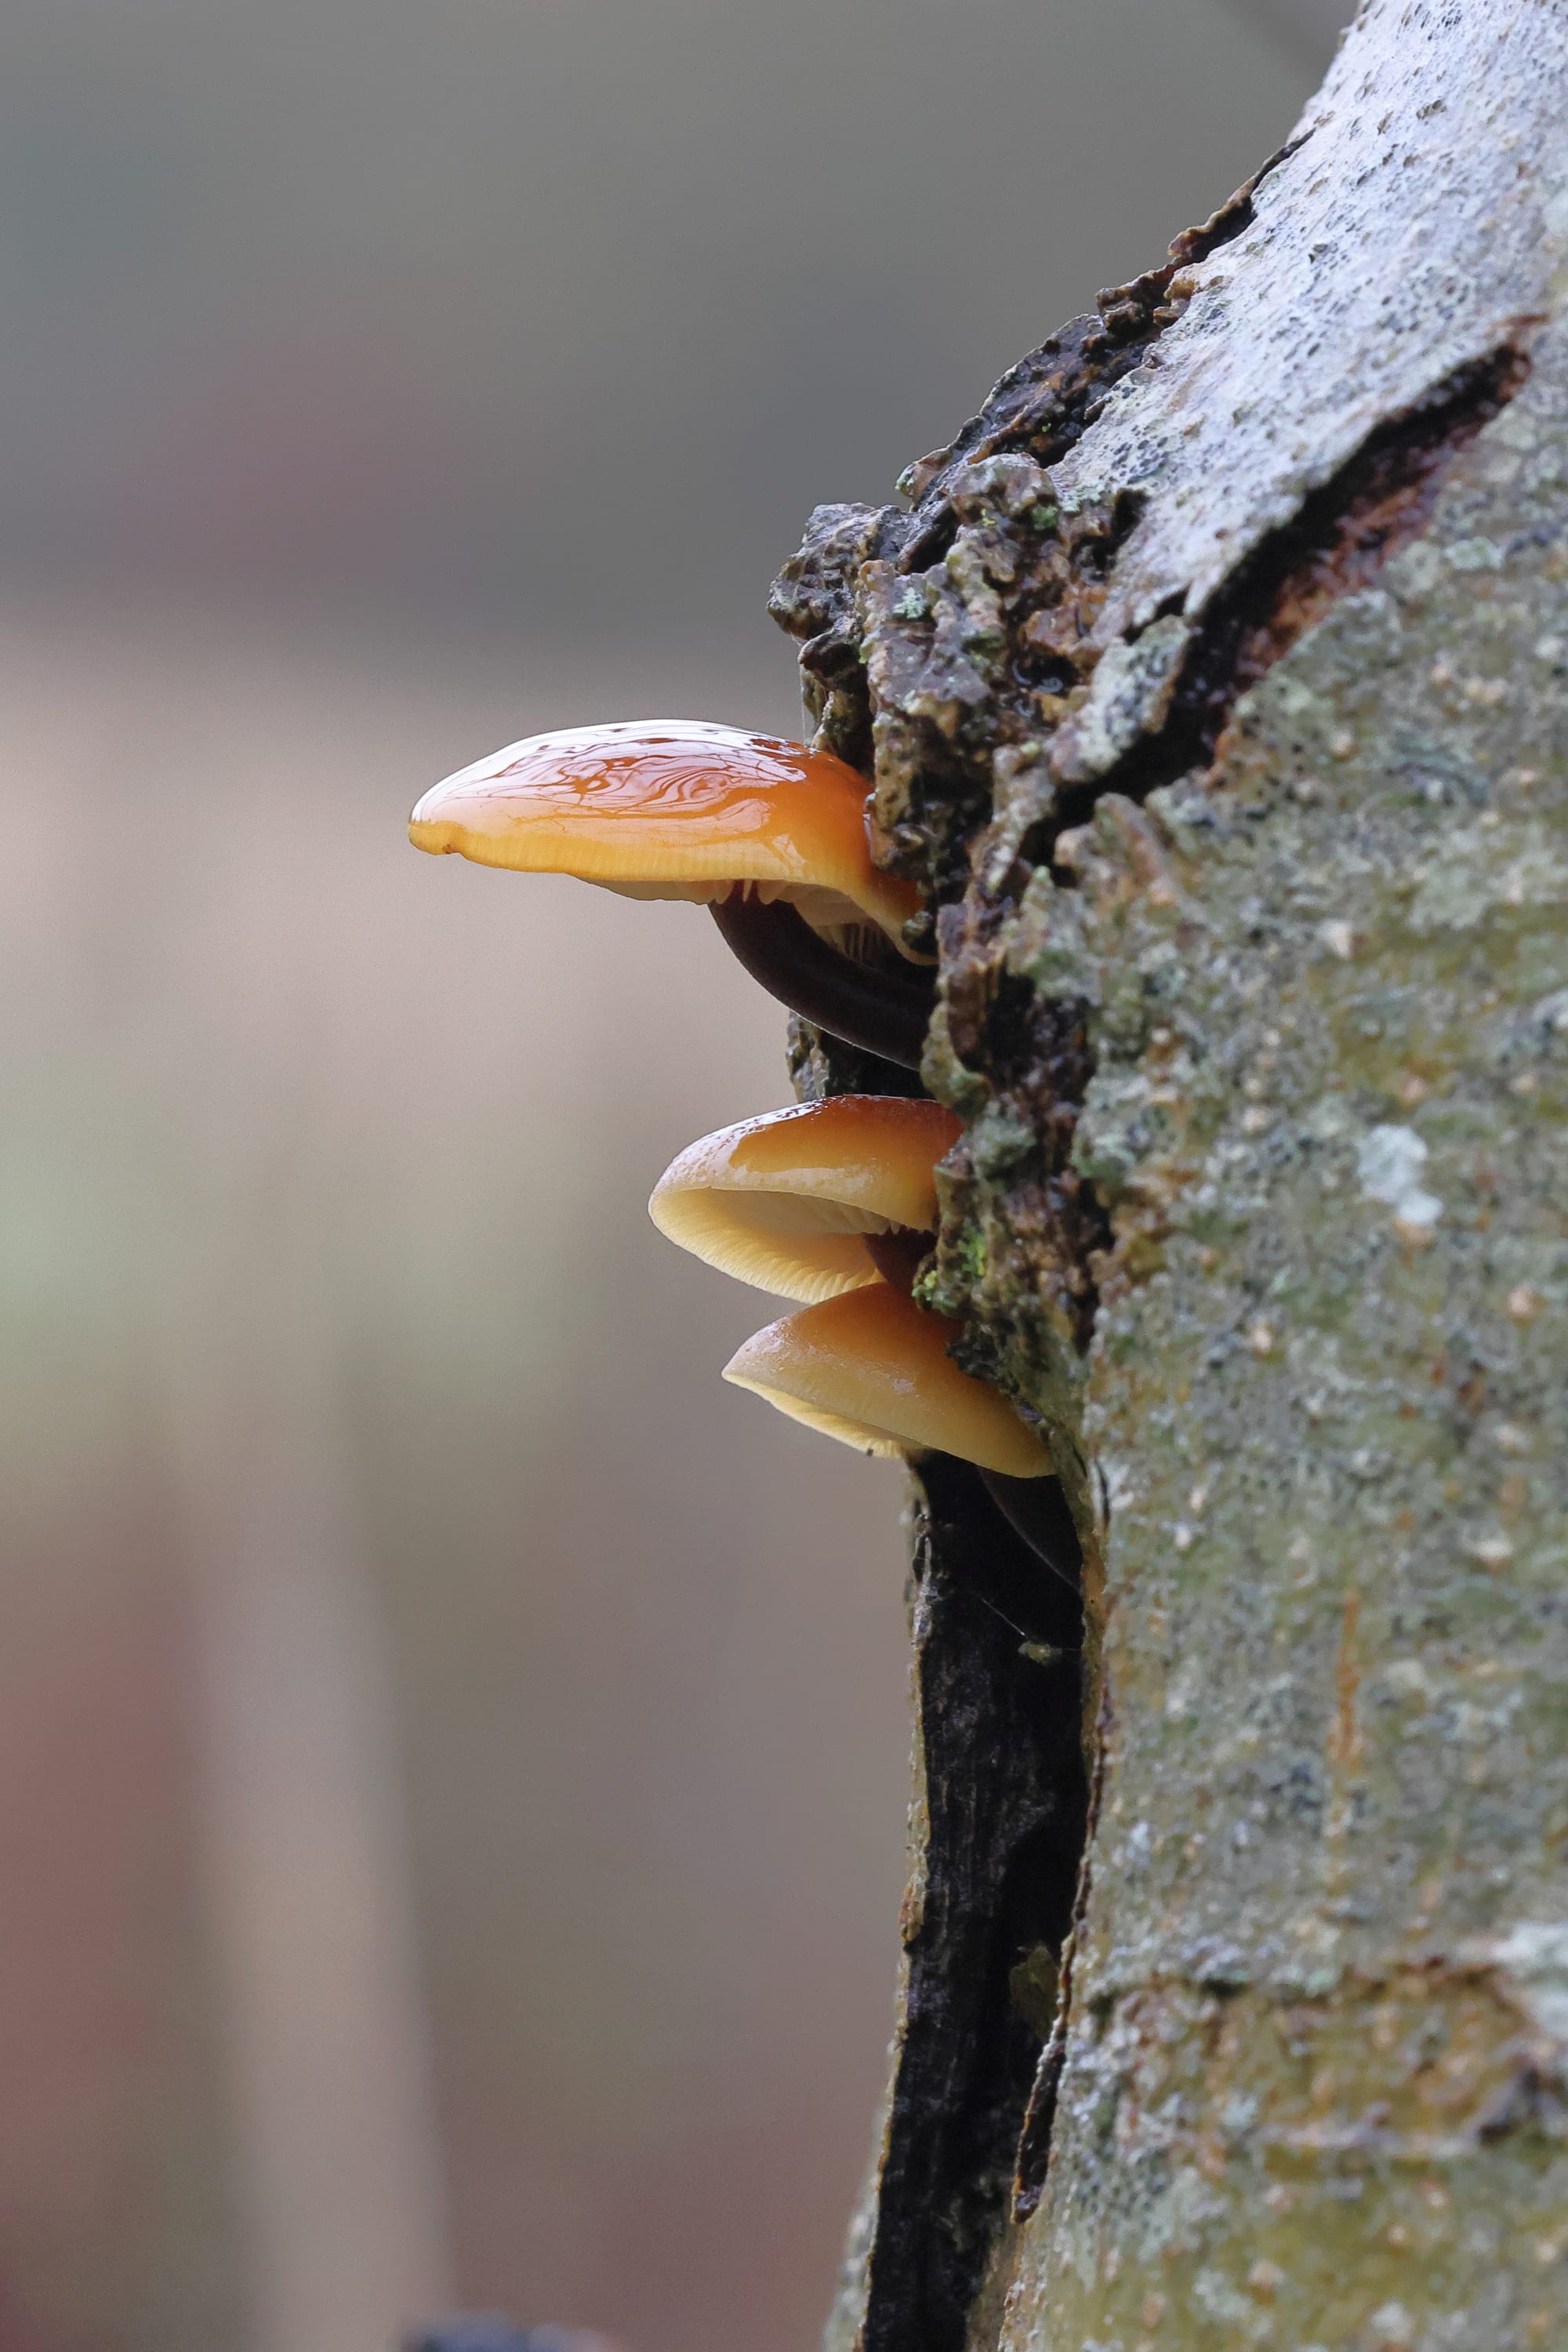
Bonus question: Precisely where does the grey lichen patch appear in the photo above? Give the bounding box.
[1405,815,1568,934]
[1356,1124,1443,1235]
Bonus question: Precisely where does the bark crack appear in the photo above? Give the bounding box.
[855,1457,1086,2352]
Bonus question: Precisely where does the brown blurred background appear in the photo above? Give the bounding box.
[1,5,1338,2348]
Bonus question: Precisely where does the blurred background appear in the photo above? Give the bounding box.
[0,3,1341,2347]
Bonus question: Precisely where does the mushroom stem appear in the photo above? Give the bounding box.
[978,1468,1083,1593]
[710,895,935,1071]
[861,1227,933,1295]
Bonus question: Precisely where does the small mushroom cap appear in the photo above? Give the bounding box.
[649,1096,961,1302]
[723,1285,1051,1479]
[409,720,923,955]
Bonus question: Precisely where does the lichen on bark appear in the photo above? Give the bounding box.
[775,4,1568,2344]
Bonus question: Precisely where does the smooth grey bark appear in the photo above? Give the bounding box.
[778,4,1568,2344]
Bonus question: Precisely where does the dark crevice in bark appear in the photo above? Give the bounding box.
[861,1454,1085,2352]
[977,1469,1083,1593]
[793,1027,1091,2350]
[1011,1675,1109,2220]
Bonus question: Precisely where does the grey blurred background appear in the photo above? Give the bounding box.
[0,4,1341,2349]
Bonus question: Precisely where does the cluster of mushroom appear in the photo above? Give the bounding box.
[410,719,1069,1566]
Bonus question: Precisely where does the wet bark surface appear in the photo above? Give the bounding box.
[779,4,1568,2343]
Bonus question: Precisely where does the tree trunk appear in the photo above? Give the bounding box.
[773,5,1568,2344]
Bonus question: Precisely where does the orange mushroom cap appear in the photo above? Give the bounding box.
[408,720,924,956]
[649,1096,960,1302]
[723,1285,1051,1479]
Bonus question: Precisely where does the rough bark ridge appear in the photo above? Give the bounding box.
[777,5,1568,2344]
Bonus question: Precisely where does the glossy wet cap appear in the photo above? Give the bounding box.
[649,1096,960,1302]
[409,720,922,953]
[723,1284,1051,1478]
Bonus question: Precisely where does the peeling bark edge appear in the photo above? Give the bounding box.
[1047,340,1537,831]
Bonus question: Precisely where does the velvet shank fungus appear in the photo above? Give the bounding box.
[409,720,934,1067]
[648,1095,960,1303]
[723,1284,1052,1483]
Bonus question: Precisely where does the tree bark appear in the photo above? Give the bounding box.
[774,5,1568,2344]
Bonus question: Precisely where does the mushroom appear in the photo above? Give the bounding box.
[723,1283,1050,1479]
[409,720,935,1068]
[648,1095,961,1303]
[725,1288,1080,1582]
